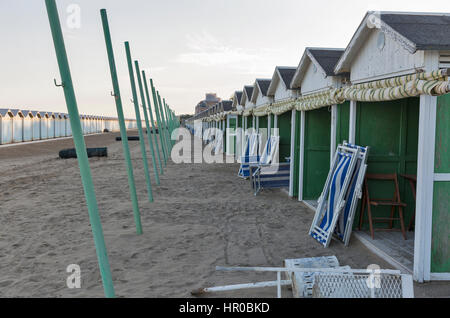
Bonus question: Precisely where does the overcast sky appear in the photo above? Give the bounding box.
[1,0,450,118]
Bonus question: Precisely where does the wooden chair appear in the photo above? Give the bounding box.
[359,173,407,240]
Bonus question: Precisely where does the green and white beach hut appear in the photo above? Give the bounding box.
[332,11,450,282]
[290,48,346,200]
[266,66,300,196]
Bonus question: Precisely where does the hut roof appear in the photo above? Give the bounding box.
[234,91,243,105]
[291,48,344,89]
[0,109,11,117]
[255,79,271,97]
[336,11,450,73]
[222,100,233,112]
[243,86,254,102]
[267,66,297,95]
[308,49,345,76]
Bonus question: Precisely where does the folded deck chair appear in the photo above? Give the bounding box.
[213,131,224,155]
[334,143,369,246]
[250,136,290,195]
[309,144,361,248]
[238,133,260,179]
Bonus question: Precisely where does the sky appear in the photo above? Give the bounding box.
[1,0,450,118]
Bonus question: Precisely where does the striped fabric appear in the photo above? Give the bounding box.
[203,69,449,122]
[243,109,253,117]
[311,152,352,245]
[238,134,260,179]
[253,104,271,117]
[294,89,344,112]
[271,99,295,115]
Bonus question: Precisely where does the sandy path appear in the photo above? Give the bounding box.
[0,132,448,298]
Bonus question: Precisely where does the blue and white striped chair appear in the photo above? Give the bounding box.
[334,143,369,246]
[250,136,291,195]
[310,143,363,248]
[238,133,260,179]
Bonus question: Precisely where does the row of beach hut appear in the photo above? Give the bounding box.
[187,11,450,283]
[0,108,140,145]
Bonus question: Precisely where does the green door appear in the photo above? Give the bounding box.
[431,94,450,273]
[228,117,237,155]
[247,116,253,129]
[355,98,419,230]
[278,111,292,163]
[303,107,331,200]
[336,101,350,145]
[292,111,301,197]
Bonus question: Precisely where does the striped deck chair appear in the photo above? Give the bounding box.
[250,136,290,195]
[309,144,361,248]
[334,143,369,246]
[238,133,260,179]
[203,128,211,144]
[213,131,223,155]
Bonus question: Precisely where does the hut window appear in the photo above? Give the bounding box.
[377,31,386,51]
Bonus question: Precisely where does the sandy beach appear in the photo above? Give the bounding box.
[0,131,448,298]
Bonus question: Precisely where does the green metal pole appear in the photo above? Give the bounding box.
[157,92,171,158]
[150,79,168,165]
[45,0,115,298]
[162,97,173,152]
[142,71,163,175]
[125,42,153,203]
[165,101,176,146]
[134,60,160,186]
[163,99,174,147]
[100,9,142,235]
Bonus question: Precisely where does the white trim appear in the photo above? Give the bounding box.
[349,100,357,144]
[274,115,279,136]
[298,111,306,202]
[268,114,272,137]
[289,110,296,197]
[414,51,439,283]
[330,105,337,166]
[434,173,450,182]
[430,273,450,281]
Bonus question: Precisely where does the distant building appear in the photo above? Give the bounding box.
[195,93,221,115]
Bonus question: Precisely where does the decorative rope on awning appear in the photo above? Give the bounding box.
[341,69,449,102]
[201,70,449,122]
[253,104,271,117]
[294,88,344,111]
[243,109,253,117]
[270,99,295,115]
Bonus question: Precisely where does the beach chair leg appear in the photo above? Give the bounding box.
[399,206,407,240]
[359,190,366,231]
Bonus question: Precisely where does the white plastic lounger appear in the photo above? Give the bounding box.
[309,144,362,248]
[311,270,414,298]
[202,261,414,298]
[238,133,260,179]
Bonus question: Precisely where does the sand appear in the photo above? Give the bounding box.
[0,131,448,298]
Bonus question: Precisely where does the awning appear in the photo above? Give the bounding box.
[253,104,271,117]
[294,88,344,111]
[271,99,295,115]
[341,70,450,102]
